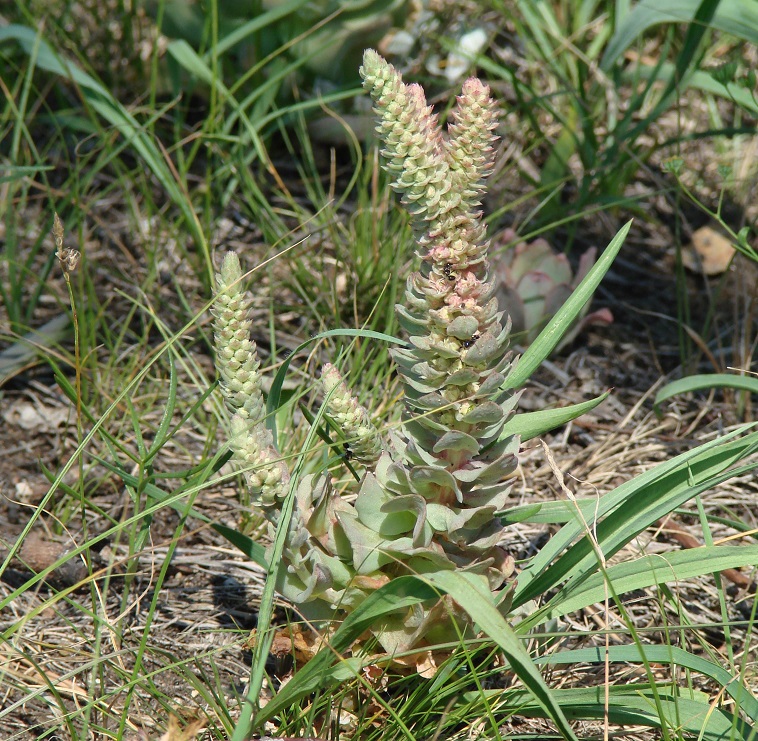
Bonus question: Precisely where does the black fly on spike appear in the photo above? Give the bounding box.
[342,442,353,460]
[443,263,456,282]
[462,333,480,349]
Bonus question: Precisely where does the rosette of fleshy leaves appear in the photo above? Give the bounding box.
[271,51,521,653]
[494,230,613,350]
[213,50,523,658]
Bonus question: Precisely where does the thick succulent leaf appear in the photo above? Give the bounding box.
[381,495,434,546]
[477,371,507,396]
[497,285,526,334]
[433,430,480,454]
[409,466,462,500]
[446,368,481,385]
[336,508,394,574]
[509,238,555,278]
[453,452,517,484]
[355,475,419,536]
[518,271,555,302]
[459,400,503,424]
[415,392,450,410]
[463,332,503,365]
[448,502,503,532]
[425,502,457,531]
[463,481,513,508]
[395,304,429,333]
[255,577,441,721]
[410,335,461,359]
[447,315,480,338]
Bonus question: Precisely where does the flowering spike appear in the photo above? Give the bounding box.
[445,78,500,209]
[321,363,383,465]
[360,49,450,235]
[229,414,289,506]
[211,252,266,425]
[213,252,289,508]
[212,52,524,661]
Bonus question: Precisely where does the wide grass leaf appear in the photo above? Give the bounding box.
[514,425,758,609]
[538,645,758,723]
[543,544,758,619]
[654,373,758,414]
[602,0,758,70]
[423,570,578,740]
[511,686,752,740]
[498,390,610,442]
[503,221,630,389]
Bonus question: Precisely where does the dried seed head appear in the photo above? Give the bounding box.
[52,213,80,273]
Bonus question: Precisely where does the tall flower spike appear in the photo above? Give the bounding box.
[229,414,289,506]
[360,48,451,237]
[361,49,513,464]
[321,363,383,465]
[445,78,500,209]
[211,251,266,425]
[211,53,523,659]
[212,252,289,507]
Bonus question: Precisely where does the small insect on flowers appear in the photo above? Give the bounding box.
[462,333,480,349]
[443,263,456,282]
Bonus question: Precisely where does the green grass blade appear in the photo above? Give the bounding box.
[209,0,310,58]
[0,24,208,271]
[265,328,406,438]
[499,390,610,442]
[514,424,758,606]
[257,571,578,740]
[422,571,579,741]
[255,576,439,724]
[233,396,331,741]
[624,62,758,116]
[512,687,752,740]
[654,373,758,414]
[601,0,758,70]
[538,645,758,722]
[95,455,269,568]
[545,544,758,619]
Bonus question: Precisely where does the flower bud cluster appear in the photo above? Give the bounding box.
[211,252,266,424]
[321,363,383,465]
[212,53,523,658]
[212,251,288,505]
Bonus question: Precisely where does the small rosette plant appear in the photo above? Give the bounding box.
[494,230,613,350]
[213,50,522,656]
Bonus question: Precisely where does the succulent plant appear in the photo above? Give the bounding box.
[494,230,613,351]
[213,50,523,657]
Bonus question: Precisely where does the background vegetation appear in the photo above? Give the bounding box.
[0,1,757,739]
